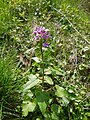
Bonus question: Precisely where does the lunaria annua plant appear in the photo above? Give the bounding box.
[33,26,50,87]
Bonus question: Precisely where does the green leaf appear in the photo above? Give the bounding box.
[44,76,54,85]
[51,104,60,113]
[62,97,69,106]
[43,113,51,119]
[55,85,68,98]
[44,67,52,75]
[53,66,65,76]
[85,112,90,117]
[22,101,36,116]
[51,112,59,120]
[55,69,64,76]
[36,90,49,114]
[68,89,74,93]
[23,74,39,91]
[36,90,50,102]
[83,116,88,120]
[38,102,47,114]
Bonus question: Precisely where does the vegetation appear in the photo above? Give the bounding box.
[0,0,90,120]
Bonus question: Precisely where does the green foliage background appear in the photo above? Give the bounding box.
[0,0,90,120]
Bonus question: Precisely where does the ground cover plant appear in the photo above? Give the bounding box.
[0,0,90,120]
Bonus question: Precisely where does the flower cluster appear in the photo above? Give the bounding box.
[33,26,50,47]
[33,26,50,40]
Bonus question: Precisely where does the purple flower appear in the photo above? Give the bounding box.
[44,42,49,47]
[34,35,38,40]
[33,26,50,40]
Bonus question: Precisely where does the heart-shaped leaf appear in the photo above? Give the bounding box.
[55,85,68,98]
[22,101,36,116]
[23,74,39,91]
[44,76,54,85]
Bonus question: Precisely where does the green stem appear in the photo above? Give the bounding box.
[40,39,44,88]
[0,98,3,120]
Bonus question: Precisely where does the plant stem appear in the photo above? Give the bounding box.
[40,39,44,88]
[0,98,3,120]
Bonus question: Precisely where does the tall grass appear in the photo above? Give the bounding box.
[0,47,23,119]
[0,0,90,119]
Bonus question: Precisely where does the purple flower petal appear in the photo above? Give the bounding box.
[33,30,37,34]
[33,26,50,40]
[45,35,50,39]
[34,36,38,40]
[44,42,49,47]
